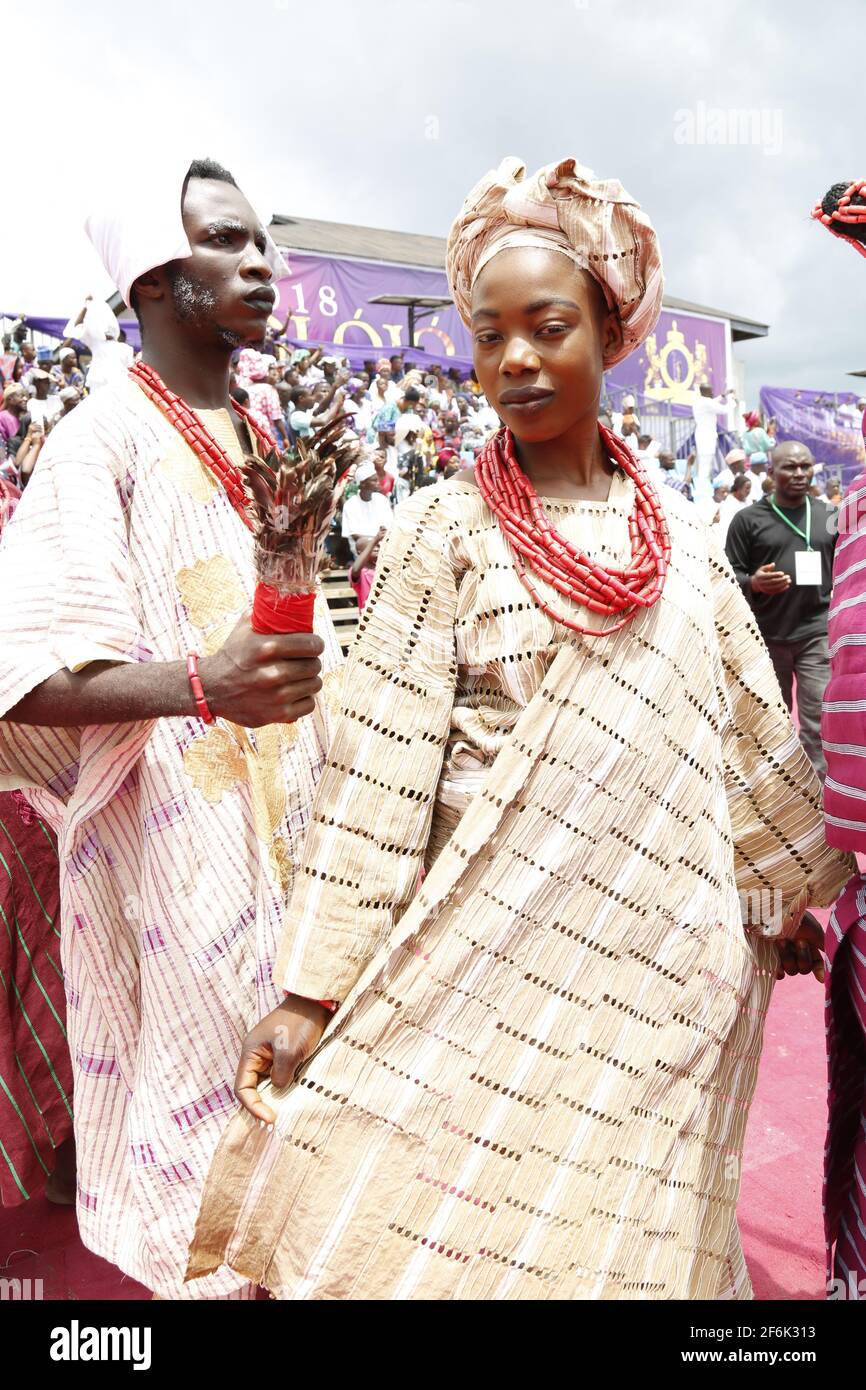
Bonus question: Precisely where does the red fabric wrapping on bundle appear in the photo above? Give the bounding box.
[252,583,316,634]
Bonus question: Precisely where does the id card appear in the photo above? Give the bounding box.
[795,550,822,585]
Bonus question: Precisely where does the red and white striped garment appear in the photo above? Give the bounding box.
[824,469,866,845]
[823,459,866,1296]
[824,874,866,1298]
[0,376,341,1297]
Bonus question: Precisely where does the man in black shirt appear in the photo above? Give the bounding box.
[725,441,836,778]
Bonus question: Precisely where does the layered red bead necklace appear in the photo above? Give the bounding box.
[129,360,277,530]
[475,424,671,636]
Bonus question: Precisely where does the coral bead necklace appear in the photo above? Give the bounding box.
[130,360,277,531]
[474,424,671,636]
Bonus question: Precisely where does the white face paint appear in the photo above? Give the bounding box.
[166,265,243,348]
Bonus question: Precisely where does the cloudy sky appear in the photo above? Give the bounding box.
[5,0,863,398]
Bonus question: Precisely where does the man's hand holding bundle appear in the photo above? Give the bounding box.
[200,613,323,728]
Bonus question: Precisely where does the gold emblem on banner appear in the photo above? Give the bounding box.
[642,321,712,405]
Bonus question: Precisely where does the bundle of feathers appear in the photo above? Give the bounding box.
[243,413,363,593]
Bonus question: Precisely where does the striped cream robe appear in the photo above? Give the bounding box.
[189,471,853,1300]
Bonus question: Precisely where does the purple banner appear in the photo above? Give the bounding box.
[6,279,731,397]
[3,313,140,350]
[605,309,729,415]
[759,385,866,489]
[272,253,467,358]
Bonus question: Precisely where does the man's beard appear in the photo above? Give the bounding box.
[166,264,262,348]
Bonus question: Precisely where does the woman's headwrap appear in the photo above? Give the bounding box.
[235,348,269,383]
[84,150,287,307]
[744,410,761,429]
[446,156,664,368]
[374,402,398,429]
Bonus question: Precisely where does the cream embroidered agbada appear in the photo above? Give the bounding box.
[0,377,341,1298]
[189,472,852,1300]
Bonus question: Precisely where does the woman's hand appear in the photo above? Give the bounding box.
[773,911,825,983]
[235,994,331,1123]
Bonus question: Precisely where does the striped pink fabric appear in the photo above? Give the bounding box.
[824,470,866,847]
[824,874,866,1299]
[823,441,866,1298]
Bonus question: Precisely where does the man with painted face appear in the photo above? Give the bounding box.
[0,156,342,1299]
[724,440,836,778]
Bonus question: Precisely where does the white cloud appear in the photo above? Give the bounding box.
[4,0,864,394]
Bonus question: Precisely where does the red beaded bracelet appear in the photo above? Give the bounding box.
[186,652,215,725]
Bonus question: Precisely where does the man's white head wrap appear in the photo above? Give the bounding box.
[84,151,287,307]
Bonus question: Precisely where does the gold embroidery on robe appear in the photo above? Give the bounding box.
[183,726,248,803]
[321,668,345,717]
[176,556,247,631]
[158,439,218,504]
[182,721,295,898]
[269,835,293,897]
[202,619,235,658]
[238,724,289,888]
[176,545,315,895]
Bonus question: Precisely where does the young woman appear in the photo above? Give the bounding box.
[189,158,852,1301]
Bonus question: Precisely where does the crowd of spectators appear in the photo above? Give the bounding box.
[0,301,137,496]
[0,327,87,493]
[227,341,504,596]
[1,310,854,612]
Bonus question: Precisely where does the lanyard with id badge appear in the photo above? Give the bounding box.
[770,496,822,585]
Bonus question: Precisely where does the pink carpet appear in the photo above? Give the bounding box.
[739,962,829,1300]
[0,1197,148,1299]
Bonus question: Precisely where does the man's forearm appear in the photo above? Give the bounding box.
[5,658,197,727]
[726,559,753,596]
